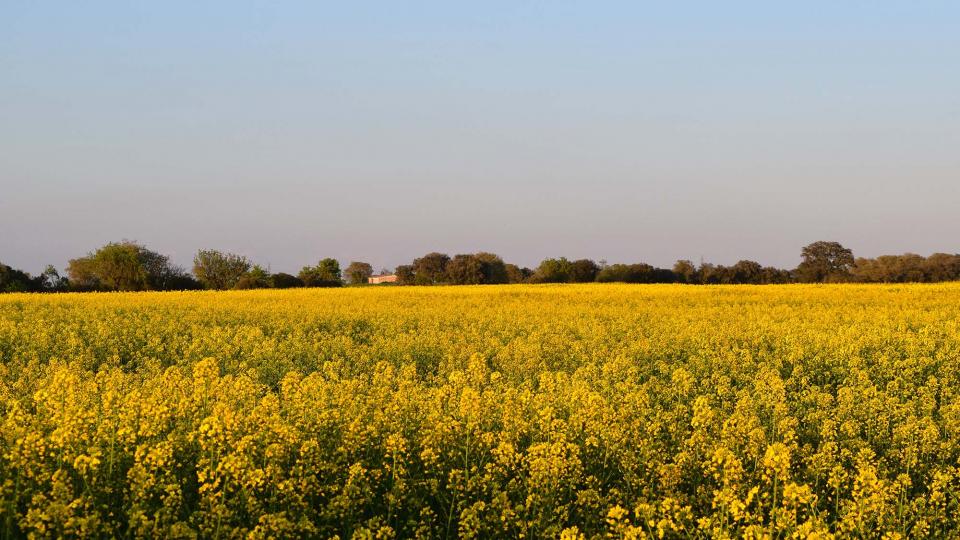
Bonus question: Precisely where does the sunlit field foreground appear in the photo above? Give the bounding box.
[2,285,960,538]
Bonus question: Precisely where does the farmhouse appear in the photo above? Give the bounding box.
[368,274,398,284]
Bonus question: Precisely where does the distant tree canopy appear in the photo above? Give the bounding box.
[924,253,960,282]
[391,252,509,286]
[39,265,70,291]
[7,239,960,294]
[569,259,600,283]
[596,263,675,284]
[0,262,41,292]
[672,260,698,283]
[0,262,69,293]
[731,260,763,284]
[474,252,509,284]
[67,243,142,291]
[852,252,960,283]
[345,261,374,285]
[269,272,304,289]
[300,258,342,287]
[394,265,416,285]
[234,265,271,290]
[446,254,484,285]
[504,264,532,284]
[67,241,196,291]
[193,250,251,290]
[412,252,450,285]
[440,252,510,285]
[796,241,855,283]
[532,257,573,283]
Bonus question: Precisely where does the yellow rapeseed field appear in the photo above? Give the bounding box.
[2,284,960,538]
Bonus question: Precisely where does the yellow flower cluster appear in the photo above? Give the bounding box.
[1,283,960,537]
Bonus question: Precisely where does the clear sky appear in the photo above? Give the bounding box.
[3,2,958,274]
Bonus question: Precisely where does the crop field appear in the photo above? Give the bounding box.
[1,284,960,538]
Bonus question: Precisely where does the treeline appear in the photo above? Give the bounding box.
[3,240,960,293]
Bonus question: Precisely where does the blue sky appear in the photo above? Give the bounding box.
[2,2,958,274]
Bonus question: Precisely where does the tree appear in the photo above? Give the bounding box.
[673,260,697,284]
[853,255,898,283]
[68,242,146,291]
[234,265,271,290]
[531,257,573,283]
[345,261,374,285]
[569,259,600,283]
[796,241,854,283]
[624,263,655,283]
[412,252,450,285]
[650,267,677,283]
[0,262,41,292]
[395,265,415,285]
[139,249,190,290]
[505,264,530,284]
[596,263,629,283]
[924,253,960,282]
[270,272,304,289]
[760,266,792,284]
[300,258,342,287]
[67,241,189,291]
[474,252,509,284]
[164,272,203,290]
[39,265,69,292]
[193,250,252,290]
[597,263,674,284]
[853,253,942,283]
[446,254,484,285]
[697,263,720,284]
[732,260,763,284]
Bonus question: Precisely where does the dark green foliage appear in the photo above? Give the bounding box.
[796,241,854,283]
[730,260,763,284]
[345,261,374,285]
[0,262,42,292]
[474,252,509,284]
[300,258,342,287]
[270,272,304,289]
[39,265,70,291]
[596,263,674,284]
[531,257,573,283]
[68,241,191,291]
[412,252,450,285]
[852,252,960,283]
[234,265,272,290]
[164,273,204,290]
[395,265,416,285]
[569,259,600,283]
[193,249,252,290]
[10,241,960,295]
[445,253,509,285]
[672,260,698,283]
[505,264,531,284]
[446,254,485,285]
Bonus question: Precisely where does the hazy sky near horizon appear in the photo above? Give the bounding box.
[3,2,959,274]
